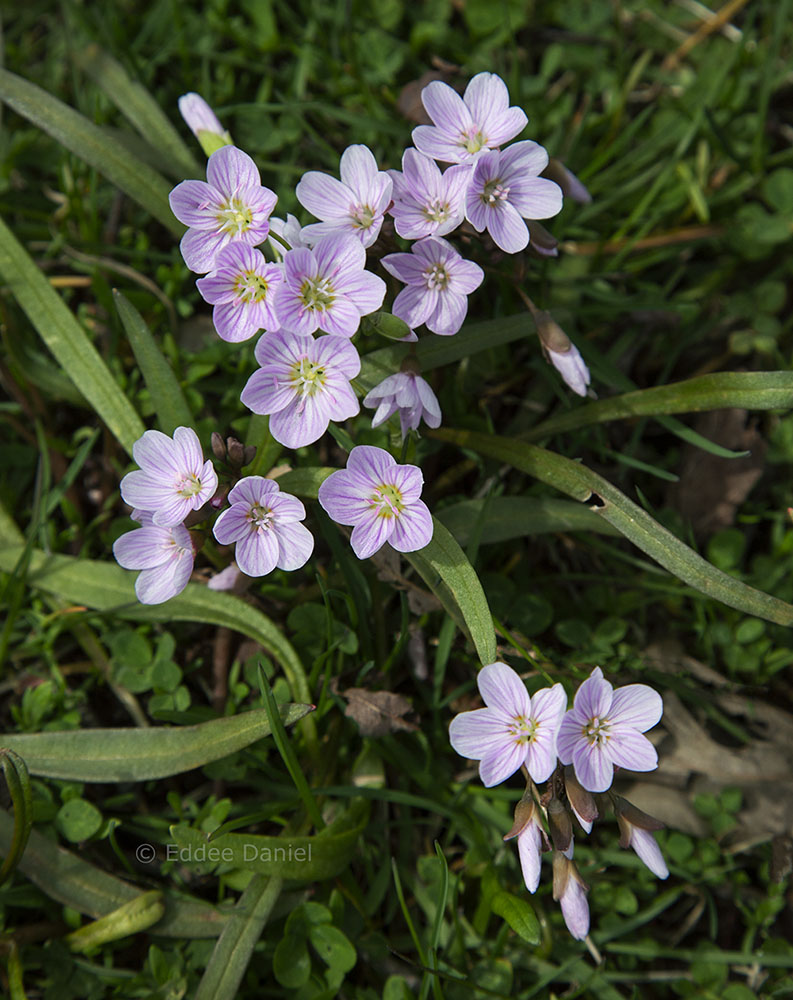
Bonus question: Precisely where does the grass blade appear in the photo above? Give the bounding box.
[0,749,33,888]
[0,214,145,455]
[114,289,193,434]
[0,68,182,236]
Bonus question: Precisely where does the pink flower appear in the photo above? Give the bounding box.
[212,477,314,578]
[448,662,567,787]
[465,142,563,254]
[556,667,663,794]
[275,233,385,338]
[363,371,441,438]
[169,146,277,273]
[296,145,392,248]
[381,236,483,337]
[113,511,194,604]
[196,243,283,342]
[240,331,360,449]
[120,427,217,528]
[317,446,433,559]
[412,73,527,164]
[552,853,590,940]
[388,148,471,239]
[548,343,591,396]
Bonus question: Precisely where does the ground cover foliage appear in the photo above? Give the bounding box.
[1,0,793,996]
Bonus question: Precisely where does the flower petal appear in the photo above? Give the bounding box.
[572,741,615,794]
[607,728,659,773]
[448,707,513,760]
[479,740,527,787]
[388,500,433,553]
[609,684,663,732]
[477,662,531,717]
[275,521,315,570]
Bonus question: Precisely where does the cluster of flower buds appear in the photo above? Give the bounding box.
[449,664,667,940]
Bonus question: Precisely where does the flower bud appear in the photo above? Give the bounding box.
[552,852,590,940]
[226,437,246,469]
[547,796,574,857]
[543,158,592,204]
[504,790,549,894]
[564,766,598,834]
[614,796,668,880]
[526,220,559,259]
[178,93,233,157]
[211,431,226,463]
[534,311,591,397]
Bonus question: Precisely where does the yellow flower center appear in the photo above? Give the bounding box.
[351,203,375,230]
[582,715,611,747]
[508,714,539,745]
[289,357,327,402]
[299,275,335,312]
[234,269,269,304]
[459,126,488,154]
[369,482,404,519]
[216,197,254,237]
[176,474,203,498]
[425,263,449,291]
[248,502,274,532]
[481,178,510,205]
[422,197,451,224]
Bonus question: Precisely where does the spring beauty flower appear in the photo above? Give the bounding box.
[465,142,563,254]
[448,662,567,786]
[240,330,360,449]
[213,477,314,578]
[552,853,590,940]
[120,427,218,528]
[169,145,277,273]
[556,667,663,794]
[318,445,433,559]
[382,236,483,337]
[196,243,283,342]
[296,145,392,248]
[276,232,386,338]
[178,93,232,156]
[388,148,471,239]
[363,371,441,438]
[113,511,194,604]
[412,72,528,164]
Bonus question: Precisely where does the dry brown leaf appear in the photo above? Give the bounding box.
[666,407,766,536]
[341,687,417,737]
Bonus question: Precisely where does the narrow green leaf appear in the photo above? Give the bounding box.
[171,800,368,881]
[0,749,33,888]
[525,372,793,441]
[195,876,283,1000]
[438,496,621,545]
[0,705,312,782]
[65,890,165,952]
[0,215,145,455]
[431,428,793,626]
[114,290,193,434]
[360,313,529,390]
[0,547,311,705]
[0,808,228,938]
[0,69,183,236]
[491,890,541,944]
[404,518,496,666]
[75,45,201,180]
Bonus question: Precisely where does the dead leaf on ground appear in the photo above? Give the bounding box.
[666,408,766,537]
[341,687,417,737]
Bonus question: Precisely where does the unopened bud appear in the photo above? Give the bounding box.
[226,437,246,468]
[543,158,592,204]
[614,796,665,845]
[534,312,591,398]
[547,797,573,855]
[211,431,226,463]
[242,445,257,466]
[552,852,590,940]
[526,220,559,259]
[564,766,598,834]
[178,93,234,157]
[504,788,536,842]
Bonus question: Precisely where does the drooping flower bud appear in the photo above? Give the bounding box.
[535,311,592,398]
[614,796,669,879]
[504,790,549,894]
[543,158,592,204]
[178,93,234,157]
[564,766,598,834]
[547,796,574,858]
[526,220,559,259]
[552,852,590,940]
